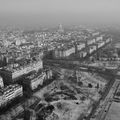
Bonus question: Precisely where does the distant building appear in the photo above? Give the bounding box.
[53,46,75,58]
[87,39,96,45]
[87,45,97,54]
[96,35,103,42]
[92,32,99,36]
[76,43,85,51]
[0,84,23,107]
[0,60,43,83]
[23,71,46,91]
[79,51,87,58]
[58,24,64,33]
[96,41,105,49]
[15,39,21,46]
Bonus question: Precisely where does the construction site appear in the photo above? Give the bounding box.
[6,67,110,120]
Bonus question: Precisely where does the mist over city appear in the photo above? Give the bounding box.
[0,0,120,120]
[0,0,120,28]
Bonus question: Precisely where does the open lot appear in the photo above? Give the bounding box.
[105,102,120,120]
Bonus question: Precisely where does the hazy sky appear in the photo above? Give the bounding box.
[0,0,120,27]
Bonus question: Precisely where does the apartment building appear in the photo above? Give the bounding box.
[0,84,23,107]
[54,45,75,58]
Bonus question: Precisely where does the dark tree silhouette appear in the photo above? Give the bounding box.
[88,83,93,88]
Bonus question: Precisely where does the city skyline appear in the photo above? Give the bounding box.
[0,3,120,118]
